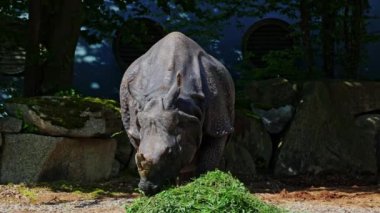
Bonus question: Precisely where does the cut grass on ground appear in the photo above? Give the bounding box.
[126,170,287,213]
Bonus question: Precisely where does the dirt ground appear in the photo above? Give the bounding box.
[250,175,380,212]
[0,175,379,212]
[256,185,380,212]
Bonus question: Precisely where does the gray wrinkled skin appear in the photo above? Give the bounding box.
[120,32,234,195]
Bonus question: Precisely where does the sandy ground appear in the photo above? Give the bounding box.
[256,185,380,213]
[0,176,379,213]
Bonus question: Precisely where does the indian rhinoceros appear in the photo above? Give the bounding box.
[119,31,234,195]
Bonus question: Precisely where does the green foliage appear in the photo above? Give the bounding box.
[49,181,112,199]
[20,179,133,200]
[0,1,27,46]
[245,48,323,81]
[0,77,22,99]
[0,77,22,117]
[82,97,120,113]
[54,89,83,98]
[258,48,302,79]
[18,185,37,202]
[0,104,5,117]
[126,170,286,213]
[22,122,39,133]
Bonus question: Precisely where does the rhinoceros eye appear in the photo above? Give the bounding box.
[163,112,179,131]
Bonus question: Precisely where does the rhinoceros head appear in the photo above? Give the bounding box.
[131,75,202,195]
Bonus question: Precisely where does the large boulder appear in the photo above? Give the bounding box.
[275,81,378,176]
[4,96,122,137]
[355,114,380,176]
[222,112,272,178]
[330,81,380,115]
[246,78,298,109]
[0,116,22,133]
[1,133,117,183]
[355,114,380,136]
[252,105,295,134]
[223,142,256,180]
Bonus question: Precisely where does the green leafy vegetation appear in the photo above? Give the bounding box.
[1,0,378,98]
[22,122,39,133]
[39,180,129,199]
[18,185,37,203]
[126,170,286,213]
[255,48,304,80]
[54,89,83,98]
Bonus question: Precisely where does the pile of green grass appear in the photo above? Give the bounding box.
[126,170,286,213]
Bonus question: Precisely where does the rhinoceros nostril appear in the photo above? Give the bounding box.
[136,153,153,177]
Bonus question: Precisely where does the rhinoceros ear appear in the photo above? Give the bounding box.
[164,73,181,109]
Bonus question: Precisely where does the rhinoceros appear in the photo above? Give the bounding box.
[119,32,234,195]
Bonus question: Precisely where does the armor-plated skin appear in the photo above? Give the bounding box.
[120,32,234,195]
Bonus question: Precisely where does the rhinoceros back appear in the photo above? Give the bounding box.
[120,32,234,141]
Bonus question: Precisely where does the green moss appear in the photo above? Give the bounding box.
[41,180,127,199]
[236,109,261,120]
[126,170,286,213]
[18,185,37,202]
[7,96,120,129]
[22,121,39,133]
[54,89,82,98]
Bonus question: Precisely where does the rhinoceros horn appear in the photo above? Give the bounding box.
[163,73,181,109]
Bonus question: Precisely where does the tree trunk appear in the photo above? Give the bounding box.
[24,0,42,97]
[321,2,337,78]
[24,0,83,96]
[299,0,314,74]
[40,0,83,94]
[348,0,364,79]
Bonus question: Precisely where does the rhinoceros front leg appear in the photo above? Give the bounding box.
[195,135,229,175]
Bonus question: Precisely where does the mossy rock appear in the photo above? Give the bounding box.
[4,96,122,137]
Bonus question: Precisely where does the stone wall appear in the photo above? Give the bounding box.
[0,96,126,183]
[1,81,379,184]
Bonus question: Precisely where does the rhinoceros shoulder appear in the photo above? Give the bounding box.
[201,54,235,138]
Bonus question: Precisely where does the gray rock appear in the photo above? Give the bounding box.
[327,81,380,115]
[4,96,122,137]
[126,149,138,177]
[0,116,22,133]
[223,112,272,177]
[246,78,297,109]
[113,132,133,166]
[223,142,256,179]
[111,160,121,178]
[355,114,380,178]
[355,114,380,136]
[253,105,295,134]
[275,81,377,176]
[1,133,117,183]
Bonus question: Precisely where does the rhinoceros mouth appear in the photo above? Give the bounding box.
[138,180,160,196]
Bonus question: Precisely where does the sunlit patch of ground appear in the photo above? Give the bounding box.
[0,175,379,212]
